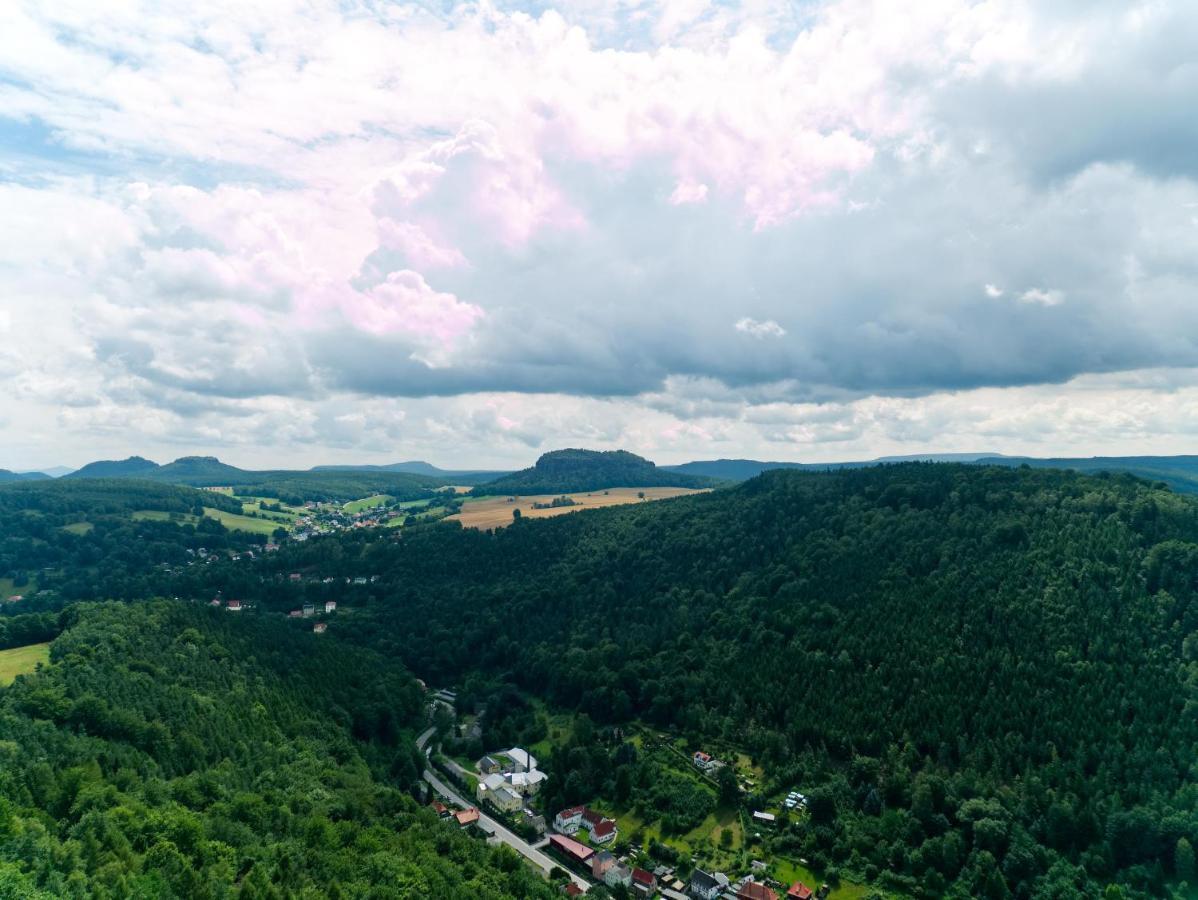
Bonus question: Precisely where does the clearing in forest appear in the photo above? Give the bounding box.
[448,486,707,530]
[0,642,50,686]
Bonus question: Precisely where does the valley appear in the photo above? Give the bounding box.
[1,460,1196,899]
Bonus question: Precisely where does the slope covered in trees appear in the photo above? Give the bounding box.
[474,448,719,495]
[262,464,1198,898]
[0,601,558,899]
[64,455,446,504]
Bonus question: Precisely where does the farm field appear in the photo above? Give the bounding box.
[343,494,393,513]
[0,642,50,686]
[201,507,283,536]
[448,486,708,530]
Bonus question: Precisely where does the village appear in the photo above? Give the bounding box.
[421,691,840,900]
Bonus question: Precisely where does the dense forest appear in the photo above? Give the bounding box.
[249,463,1198,898]
[0,601,558,899]
[4,463,1198,897]
[0,480,248,610]
[472,448,718,495]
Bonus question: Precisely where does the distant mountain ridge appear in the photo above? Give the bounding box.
[312,460,510,484]
[474,448,718,495]
[0,468,50,484]
[666,453,1198,493]
[66,456,161,479]
[62,454,446,503]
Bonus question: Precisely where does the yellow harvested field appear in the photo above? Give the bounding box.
[448,487,707,530]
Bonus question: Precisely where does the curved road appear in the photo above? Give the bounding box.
[416,726,591,893]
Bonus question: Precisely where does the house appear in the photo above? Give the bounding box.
[479,755,503,775]
[693,750,713,770]
[313,622,327,634]
[751,860,767,874]
[301,603,315,617]
[225,599,242,611]
[288,610,302,618]
[455,807,480,828]
[554,805,586,834]
[787,883,814,900]
[488,786,522,812]
[507,769,548,795]
[565,885,585,898]
[506,747,538,772]
[548,834,594,865]
[689,869,722,900]
[521,809,546,835]
[605,863,633,888]
[430,801,449,818]
[556,806,617,843]
[588,817,617,844]
[632,867,657,897]
[591,850,616,879]
[737,882,778,900]
[289,573,301,582]
[324,600,337,613]
[264,543,279,552]
[751,811,776,826]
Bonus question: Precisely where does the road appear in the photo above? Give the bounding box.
[416,726,591,893]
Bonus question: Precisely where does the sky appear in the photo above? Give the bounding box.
[2,0,1198,471]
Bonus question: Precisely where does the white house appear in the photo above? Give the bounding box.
[554,805,586,834]
[324,600,337,613]
[689,869,722,900]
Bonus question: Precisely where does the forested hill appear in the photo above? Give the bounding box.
[473,448,719,495]
[0,601,558,899]
[0,469,50,484]
[63,455,447,503]
[284,463,1198,898]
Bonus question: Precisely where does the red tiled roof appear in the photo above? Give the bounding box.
[455,807,480,826]
[565,884,584,897]
[548,834,595,863]
[788,883,814,900]
[583,808,603,825]
[632,868,655,886]
[592,819,616,838]
[557,805,586,820]
[738,884,778,900]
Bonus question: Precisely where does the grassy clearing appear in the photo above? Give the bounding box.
[0,577,35,600]
[131,510,197,524]
[343,494,394,513]
[0,643,50,686]
[236,496,303,521]
[61,521,94,535]
[202,507,283,536]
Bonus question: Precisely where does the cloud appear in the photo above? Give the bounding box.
[1019,288,1066,307]
[2,1,1198,467]
[735,318,787,338]
[669,180,709,205]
